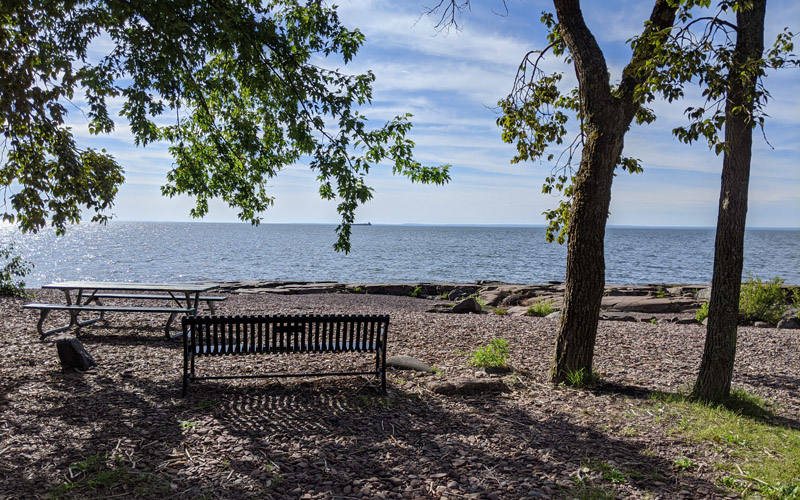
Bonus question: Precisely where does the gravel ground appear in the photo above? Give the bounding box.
[0,291,797,499]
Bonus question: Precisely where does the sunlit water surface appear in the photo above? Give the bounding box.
[1,223,797,287]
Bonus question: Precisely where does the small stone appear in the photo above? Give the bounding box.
[545,311,561,320]
[446,480,458,489]
[753,321,771,328]
[474,370,486,378]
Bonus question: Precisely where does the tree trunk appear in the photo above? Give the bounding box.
[551,124,623,382]
[547,0,677,384]
[692,1,766,402]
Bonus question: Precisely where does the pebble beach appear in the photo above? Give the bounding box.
[1,288,797,498]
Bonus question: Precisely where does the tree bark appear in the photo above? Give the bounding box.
[549,0,677,384]
[692,1,766,402]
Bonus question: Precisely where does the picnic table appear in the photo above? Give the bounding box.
[24,281,225,339]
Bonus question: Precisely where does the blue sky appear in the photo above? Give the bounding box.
[68,0,800,228]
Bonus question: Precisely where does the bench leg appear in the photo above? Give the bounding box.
[377,347,387,395]
[182,352,190,397]
[206,300,216,314]
[165,313,177,338]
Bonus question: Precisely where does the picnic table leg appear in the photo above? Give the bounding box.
[165,312,177,338]
[36,310,76,339]
[68,289,104,330]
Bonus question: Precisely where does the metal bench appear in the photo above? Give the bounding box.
[24,303,195,338]
[182,314,390,396]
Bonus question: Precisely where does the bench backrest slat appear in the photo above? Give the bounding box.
[184,314,389,356]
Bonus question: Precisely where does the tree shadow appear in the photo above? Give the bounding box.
[0,367,729,498]
[178,380,725,498]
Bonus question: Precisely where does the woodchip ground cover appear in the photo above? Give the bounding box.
[0,291,797,498]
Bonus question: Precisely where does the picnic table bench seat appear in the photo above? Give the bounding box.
[24,303,195,338]
[25,282,226,339]
[182,314,390,396]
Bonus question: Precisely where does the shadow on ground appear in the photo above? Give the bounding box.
[0,367,728,498]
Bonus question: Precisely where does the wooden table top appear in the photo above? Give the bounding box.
[42,281,216,293]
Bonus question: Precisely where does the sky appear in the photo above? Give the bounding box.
[67,0,800,228]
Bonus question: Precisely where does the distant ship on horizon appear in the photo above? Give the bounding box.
[353,222,372,226]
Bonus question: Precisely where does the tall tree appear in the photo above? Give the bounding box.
[541,1,679,383]
[656,0,795,402]
[0,0,448,251]
[694,1,766,402]
[429,0,683,383]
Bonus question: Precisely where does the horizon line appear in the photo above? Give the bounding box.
[102,220,800,230]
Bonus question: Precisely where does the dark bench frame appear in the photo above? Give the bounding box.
[182,314,390,396]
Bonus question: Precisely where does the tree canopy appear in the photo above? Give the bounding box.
[0,0,449,251]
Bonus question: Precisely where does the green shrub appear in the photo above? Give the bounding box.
[0,243,32,298]
[739,276,787,325]
[410,285,423,298]
[526,300,554,317]
[696,302,710,323]
[493,308,508,315]
[469,338,510,368]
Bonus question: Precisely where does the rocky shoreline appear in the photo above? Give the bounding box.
[206,280,799,328]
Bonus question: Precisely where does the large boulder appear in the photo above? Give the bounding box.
[696,287,712,301]
[451,297,483,314]
[55,336,96,372]
[777,316,800,330]
[601,296,698,313]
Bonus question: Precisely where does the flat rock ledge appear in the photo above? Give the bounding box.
[204,280,800,327]
[385,355,435,373]
[428,377,510,396]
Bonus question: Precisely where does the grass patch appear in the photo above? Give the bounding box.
[563,367,601,388]
[410,285,423,298]
[655,288,667,298]
[526,300,554,317]
[179,420,196,430]
[673,457,697,471]
[493,308,508,316]
[50,454,167,498]
[649,389,800,498]
[469,338,509,369]
[567,476,617,500]
[696,302,710,323]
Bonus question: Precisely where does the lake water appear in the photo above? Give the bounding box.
[0,223,797,287]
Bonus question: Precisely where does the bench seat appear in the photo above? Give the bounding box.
[24,303,195,338]
[24,303,194,314]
